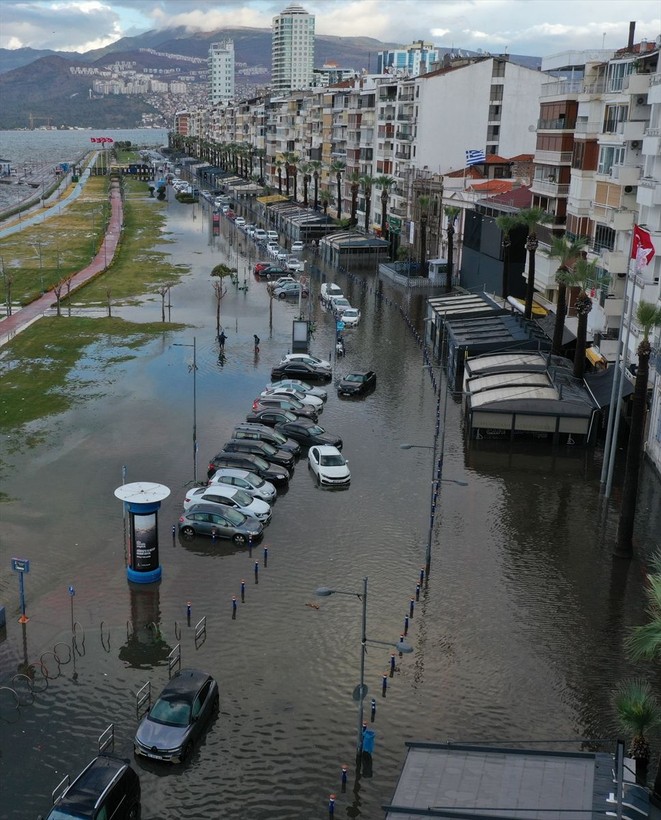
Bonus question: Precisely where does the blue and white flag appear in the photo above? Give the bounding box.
[466,149,486,166]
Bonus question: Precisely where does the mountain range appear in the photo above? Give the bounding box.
[0,27,541,130]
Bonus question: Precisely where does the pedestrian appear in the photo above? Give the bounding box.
[218,330,227,351]
[253,334,260,353]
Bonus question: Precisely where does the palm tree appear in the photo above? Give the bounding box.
[274,158,284,195]
[562,257,608,380]
[255,148,266,184]
[544,235,589,356]
[613,678,661,785]
[516,207,553,319]
[360,175,375,234]
[626,563,661,659]
[319,189,332,215]
[494,214,519,299]
[374,175,396,240]
[330,160,346,220]
[301,162,312,207]
[444,206,461,294]
[616,302,661,558]
[309,160,322,210]
[347,171,362,227]
[418,195,430,273]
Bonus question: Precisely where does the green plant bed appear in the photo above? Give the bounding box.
[0,316,186,438]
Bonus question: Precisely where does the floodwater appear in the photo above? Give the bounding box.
[1,193,660,819]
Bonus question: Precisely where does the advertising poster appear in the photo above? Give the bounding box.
[131,512,158,572]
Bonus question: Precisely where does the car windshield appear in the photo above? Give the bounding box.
[345,374,364,382]
[244,473,265,488]
[251,456,268,470]
[270,430,286,444]
[150,696,191,727]
[261,442,277,455]
[344,310,358,316]
[307,425,324,435]
[47,811,87,819]
[220,507,247,525]
[320,454,345,466]
[233,489,253,506]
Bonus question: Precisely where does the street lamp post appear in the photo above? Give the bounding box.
[315,577,412,769]
[172,338,198,484]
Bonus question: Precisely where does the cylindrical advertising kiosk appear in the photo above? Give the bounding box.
[114,482,170,584]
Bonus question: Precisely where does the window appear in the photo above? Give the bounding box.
[597,145,625,175]
[490,84,503,101]
[492,60,505,77]
[603,104,628,133]
[594,224,615,252]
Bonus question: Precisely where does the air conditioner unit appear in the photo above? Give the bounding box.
[636,96,646,105]
[624,185,634,193]
[630,140,641,149]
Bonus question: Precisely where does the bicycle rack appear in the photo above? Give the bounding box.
[53,642,72,665]
[0,686,20,720]
[72,621,85,654]
[99,722,114,754]
[167,644,181,678]
[194,616,206,649]
[100,621,111,652]
[136,681,151,720]
[40,650,62,680]
[10,674,35,707]
[174,621,181,641]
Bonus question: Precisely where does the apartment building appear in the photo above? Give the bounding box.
[208,40,235,104]
[271,3,315,94]
[376,41,440,77]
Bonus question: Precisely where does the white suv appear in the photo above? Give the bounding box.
[254,228,268,241]
[267,230,279,241]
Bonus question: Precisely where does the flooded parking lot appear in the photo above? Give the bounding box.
[1,195,660,819]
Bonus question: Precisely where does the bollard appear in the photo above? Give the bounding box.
[419,567,425,586]
[263,546,268,567]
[211,528,217,541]
[371,698,376,722]
[382,674,388,697]
[172,524,176,545]
[390,652,396,675]
[409,598,415,618]
[341,765,347,790]
[254,561,259,583]
[241,580,245,602]
[232,595,237,619]
[415,583,420,601]
[328,794,335,816]
[186,601,191,626]
[404,615,409,636]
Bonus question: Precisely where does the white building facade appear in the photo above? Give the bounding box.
[271,3,315,93]
[209,40,235,104]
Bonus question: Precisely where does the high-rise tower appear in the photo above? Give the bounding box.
[209,40,235,104]
[271,3,315,93]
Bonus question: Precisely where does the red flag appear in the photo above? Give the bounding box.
[631,225,655,266]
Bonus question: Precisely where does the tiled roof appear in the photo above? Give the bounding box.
[508,153,534,161]
[483,185,533,207]
[469,179,515,193]
[484,154,511,164]
[446,166,484,179]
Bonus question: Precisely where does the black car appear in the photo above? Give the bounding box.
[207,451,290,484]
[256,265,287,279]
[44,755,140,819]
[232,423,301,458]
[222,438,296,471]
[252,396,318,422]
[275,419,343,450]
[245,408,298,427]
[337,370,377,397]
[270,360,333,383]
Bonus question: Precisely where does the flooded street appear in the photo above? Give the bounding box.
[1,194,660,819]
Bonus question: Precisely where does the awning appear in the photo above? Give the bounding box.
[586,347,608,368]
[257,194,289,204]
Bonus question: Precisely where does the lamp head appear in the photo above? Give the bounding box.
[315,586,334,597]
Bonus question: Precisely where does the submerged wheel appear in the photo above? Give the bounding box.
[181,526,195,537]
[278,292,286,299]
[181,742,192,763]
[127,803,141,820]
[233,533,247,545]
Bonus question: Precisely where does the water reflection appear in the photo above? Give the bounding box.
[118,582,171,670]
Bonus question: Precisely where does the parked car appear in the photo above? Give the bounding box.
[266,275,297,292]
[291,240,305,253]
[232,423,301,456]
[275,419,343,450]
[207,468,277,502]
[320,282,343,304]
[134,668,219,763]
[253,395,317,421]
[245,408,299,427]
[260,385,324,411]
[44,755,140,820]
[286,257,304,272]
[279,352,332,369]
[339,307,361,327]
[182,484,272,523]
[253,228,268,241]
[265,379,328,402]
[331,298,352,317]
[244,224,256,237]
[234,216,246,227]
[308,445,351,487]
[267,230,279,241]
[207,451,290,484]
[255,265,287,279]
[273,282,309,299]
[337,370,377,396]
[270,360,333,383]
[222,438,296,471]
[178,503,263,543]
[276,249,289,263]
[254,261,272,274]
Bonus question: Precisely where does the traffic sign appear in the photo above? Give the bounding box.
[11,558,30,573]
[336,321,345,331]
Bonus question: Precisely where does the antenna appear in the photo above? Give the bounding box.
[602,32,606,48]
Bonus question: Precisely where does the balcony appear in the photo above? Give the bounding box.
[537,118,577,130]
[534,150,573,164]
[599,248,629,272]
[574,120,602,136]
[396,130,414,141]
[623,73,651,95]
[637,178,661,207]
[540,79,583,97]
[611,165,641,186]
[395,149,411,160]
[530,179,570,197]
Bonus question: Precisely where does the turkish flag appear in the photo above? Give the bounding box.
[631,225,655,267]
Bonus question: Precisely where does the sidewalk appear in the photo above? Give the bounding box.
[0,178,123,348]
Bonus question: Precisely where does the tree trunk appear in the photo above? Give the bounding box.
[445,225,454,293]
[616,348,650,557]
[420,216,428,273]
[303,176,308,208]
[524,236,538,319]
[552,283,567,356]
[572,294,591,380]
[364,194,371,233]
[502,240,510,298]
[336,175,342,220]
[313,175,319,210]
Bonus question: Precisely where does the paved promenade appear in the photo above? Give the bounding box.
[0,175,123,348]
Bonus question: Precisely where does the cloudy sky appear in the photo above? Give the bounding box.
[1,0,659,57]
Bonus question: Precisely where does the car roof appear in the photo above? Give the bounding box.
[200,485,237,497]
[312,445,342,455]
[211,468,251,478]
[160,668,213,698]
[56,756,131,813]
[188,502,243,516]
[344,370,372,377]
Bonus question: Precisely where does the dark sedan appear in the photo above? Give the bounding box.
[270,360,333,383]
[134,668,219,763]
[252,396,318,422]
[255,265,287,279]
[222,438,296,471]
[274,419,343,450]
[207,451,290,484]
[232,423,301,457]
[245,408,298,428]
[337,370,377,397]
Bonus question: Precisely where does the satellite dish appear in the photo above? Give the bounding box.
[528,125,536,132]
